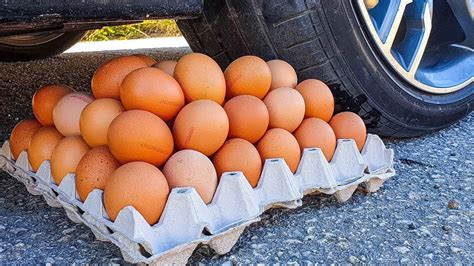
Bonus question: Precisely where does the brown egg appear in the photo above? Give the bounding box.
[79,98,124,147]
[153,60,177,76]
[104,162,170,224]
[53,92,94,137]
[295,79,334,122]
[76,146,121,202]
[28,127,64,172]
[294,118,336,161]
[9,119,42,160]
[173,53,226,104]
[32,84,74,126]
[50,136,90,185]
[257,128,301,173]
[213,138,262,188]
[364,0,379,9]
[329,111,367,150]
[225,55,272,99]
[120,67,184,121]
[133,54,157,66]
[263,87,305,132]
[173,100,229,156]
[224,95,269,143]
[91,56,148,99]
[163,149,217,204]
[108,110,174,166]
[267,59,298,90]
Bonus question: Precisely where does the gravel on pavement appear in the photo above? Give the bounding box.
[0,48,472,264]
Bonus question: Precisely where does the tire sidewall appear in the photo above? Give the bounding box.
[323,1,473,130]
[0,31,85,61]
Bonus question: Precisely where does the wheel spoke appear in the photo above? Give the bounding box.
[383,0,412,48]
[368,0,412,48]
[390,0,433,75]
[407,0,433,75]
[447,0,474,48]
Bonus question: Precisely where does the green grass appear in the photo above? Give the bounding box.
[82,20,181,42]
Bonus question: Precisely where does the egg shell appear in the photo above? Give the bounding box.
[32,84,74,126]
[294,118,336,161]
[213,138,262,188]
[91,56,148,99]
[173,100,229,156]
[133,54,157,66]
[364,0,379,9]
[163,149,217,204]
[107,110,174,166]
[53,92,94,137]
[263,87,305,132]
[76,146,121,202]
[104,162,170,225]
[224,55,272,99]
[120,67,185,121]
[153,60,177,76]
[28,127,64,172]
[79,98,124,147]
[295,79,334,122]
[329,111,367,150]
[50,136,90,185]
[267,59,298,90]
[9,119,42,160]
[224,95,269,144]
[173,53,226,104]
[257,128,301,173]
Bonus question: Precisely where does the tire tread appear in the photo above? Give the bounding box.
[177,0,454,137]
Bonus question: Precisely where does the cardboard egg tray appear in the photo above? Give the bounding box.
[0,134,395,264]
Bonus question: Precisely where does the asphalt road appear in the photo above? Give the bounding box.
[0,48,473,264]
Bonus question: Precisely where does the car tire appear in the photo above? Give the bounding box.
[177,0,473,137]
[0,31,86,61]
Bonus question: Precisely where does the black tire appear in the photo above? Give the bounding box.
[177,0,473,137]
[0,31,86,61]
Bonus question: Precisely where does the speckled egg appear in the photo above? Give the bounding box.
[163,149,217,204]
[91,56,148,99]
[104,162,170,225]
[9,119,42,160]
[75,146,121,202]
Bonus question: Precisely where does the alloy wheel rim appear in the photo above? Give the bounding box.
[356,0,473,94]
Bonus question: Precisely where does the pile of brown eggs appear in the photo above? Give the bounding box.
[9,53,367,225]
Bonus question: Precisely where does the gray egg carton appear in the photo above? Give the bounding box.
[0,134,395,264]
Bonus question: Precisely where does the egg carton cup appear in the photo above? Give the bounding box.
[0,134,395,264]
